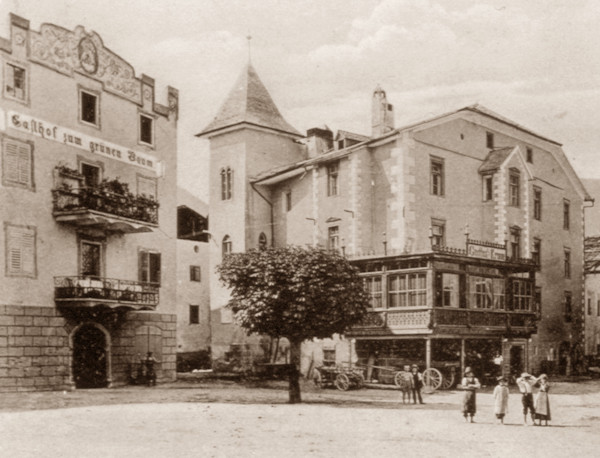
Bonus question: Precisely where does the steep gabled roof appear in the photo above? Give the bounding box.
[479,147,515,174]
[197,64,301,138]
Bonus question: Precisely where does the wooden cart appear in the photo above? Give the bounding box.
[363,361,459,392]
[312,364,365,391]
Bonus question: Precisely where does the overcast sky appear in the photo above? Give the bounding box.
[2,0,600,201]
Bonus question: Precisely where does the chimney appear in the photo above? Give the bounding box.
[372,85,395,137]
[306,126,333,158]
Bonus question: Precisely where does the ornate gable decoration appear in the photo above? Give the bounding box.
[29,24,142,104]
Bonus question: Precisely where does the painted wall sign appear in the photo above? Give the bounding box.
[466,242,506,261]
[1,108,161,175]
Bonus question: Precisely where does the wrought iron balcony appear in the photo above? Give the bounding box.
[52,186,159,233]
[54,276,159,310]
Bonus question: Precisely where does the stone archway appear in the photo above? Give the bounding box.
[70,322,112,389]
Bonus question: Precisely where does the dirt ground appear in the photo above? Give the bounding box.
[1,377,600,457]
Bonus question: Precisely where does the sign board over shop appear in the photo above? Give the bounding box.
[466,241,506,261]
[1,108,161,175]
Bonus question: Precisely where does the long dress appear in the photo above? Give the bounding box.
[534,382,551,420]
[461,376,481,415]
[493,384,509,417]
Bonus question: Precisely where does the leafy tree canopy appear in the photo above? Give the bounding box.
[217,246,369,343]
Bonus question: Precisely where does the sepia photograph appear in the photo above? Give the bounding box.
[1,1,600,456]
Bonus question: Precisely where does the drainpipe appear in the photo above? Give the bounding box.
[250,182,274,246]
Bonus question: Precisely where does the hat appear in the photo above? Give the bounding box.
[464,366,473,375]
[411,364,418,369]
[521,372,531,378]
[497,376,506,382]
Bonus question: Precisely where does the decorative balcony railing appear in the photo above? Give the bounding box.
[54,276,159,309]
[433,307,537,330]
[52,187,159,225]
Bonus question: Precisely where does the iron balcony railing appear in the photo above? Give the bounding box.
[52,187,159,225]
[54,276,159,309]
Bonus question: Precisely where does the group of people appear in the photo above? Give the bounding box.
[459,367,551,425]
[398,364,426,404]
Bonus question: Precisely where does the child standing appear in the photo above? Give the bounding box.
[461,367,481,423]
[493,376,509,424]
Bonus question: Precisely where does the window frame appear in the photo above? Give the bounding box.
[431,218,445,246]
[563,199,570,230]
[4,223,37,278]
[509,227,521,260]
[482,175,493,202]
[387,271,427,308]
[1,135,35,191]
[328,226,339,252]
[363,275,383,309]
[3,60,28,103]
[79,238,105,278]
[326,161,339,197]
[222,235,232,258]
[78,86,100,128]
[189,305,200,325]
[138,249,161,285]
[189,265,201,282]
[533,186,542,221]
[220,167,233,201]
[564,291,573,322]
[486,132,494,149]
[532,238,541,270]
[564,248,571,279]
[258,232,268,250]
[430,156,445,197]
[138,113,155,147]
[508,169,520,207]
[285,190,292,212]
[526,147,533,163]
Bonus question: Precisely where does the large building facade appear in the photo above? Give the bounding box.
[0,14,179,391]
[199,62,590,379]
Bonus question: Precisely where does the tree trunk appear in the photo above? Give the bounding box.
[288,340,302,404]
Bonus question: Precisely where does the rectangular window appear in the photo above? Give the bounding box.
[483,175,493,201]
[532,238,541,269]
[5,62,26,101]
[5,224,36,277]
[2,137,33,190]
[323,349,336,366]
[509,170,520,207]
[486,132,494,149]
[533,187,542,220]
[81,162,100,188]
[285,191,292,212]
[139,114,154,145]
[510,227,521,259]
[80,90,98,126]
[328,226,339,252]
[430,157,444,196]
[512,279,533,311]
[431,219,445,246]
[468,276,506,310]
[80,240,102,277]
[564,249,571,279]
[588,298,592,315]
[221,167,233,200]
[526,147,533,163]
[363,276,383,309]
[564,291,572,322]
[441,273,460,307]
[563,199,570,230]
[190,265,201,282]
[189,305,200,324]
[327,162,339,196]
[139,250,161,284]
[597,299,600,316]
[388,272,427,307]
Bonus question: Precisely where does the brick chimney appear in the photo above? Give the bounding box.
[306,126,333,158]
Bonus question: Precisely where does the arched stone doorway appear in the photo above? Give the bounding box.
[71,323,111,389]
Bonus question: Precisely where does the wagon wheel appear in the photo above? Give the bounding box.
[422,368,443,392]
[441,370,456,390]
[312,369,323,389]
[335,373,350,391]
[394,371,410,389]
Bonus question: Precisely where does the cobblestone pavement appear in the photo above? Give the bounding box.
[1,378,599,457]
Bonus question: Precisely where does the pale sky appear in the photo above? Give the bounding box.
[2,0,600,202]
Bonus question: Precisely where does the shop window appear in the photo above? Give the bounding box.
[4,62,27,101]
[327,162,339,196]
[189,265,201,282]
[430,157,444,196]
[388,272,426,307]
[139,114,154,145]
[220,167,233,200]
[483,175,493,201]
[468,276,506,310]
[139,250,161,284]
[79,89,99,126]
[2,136,33,190]
[189,305,200,324]
[512,279,533,311]
[363,276,383,309]
[5,224,36,277]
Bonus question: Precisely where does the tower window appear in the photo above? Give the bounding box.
[221,167,233,200]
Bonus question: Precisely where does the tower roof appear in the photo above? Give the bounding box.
[197,64,301,138]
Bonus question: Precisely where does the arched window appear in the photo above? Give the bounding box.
[220,167,233,200]
[222,235,232,257]
[258,232,267,250]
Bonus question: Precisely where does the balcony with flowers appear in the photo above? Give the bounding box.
[51,166,159,234]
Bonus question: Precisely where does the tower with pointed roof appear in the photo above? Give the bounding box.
[197,63,305,360]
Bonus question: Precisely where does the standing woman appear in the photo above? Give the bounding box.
[461,367,481,423]
[534,374,551,426]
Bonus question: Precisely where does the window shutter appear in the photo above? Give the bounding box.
[149,252,161,284]
[138,251,147,282]
[6,225,35,275]
[3,139,31,187]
